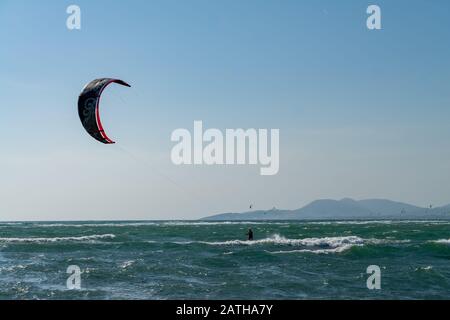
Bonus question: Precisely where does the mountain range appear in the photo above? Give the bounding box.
[202,198,450,221]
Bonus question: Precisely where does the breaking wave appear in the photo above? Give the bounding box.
[430,239,450,245]
[29,221,287,228]
[172,235,412,254]
[306,220,450,225]
[196,235,364,247]
[6,220,448,229]
[33,223,158,228]
[269,245,356,254]
[0,234,116,243]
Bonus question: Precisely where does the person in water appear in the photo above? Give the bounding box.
[247,228,254,241]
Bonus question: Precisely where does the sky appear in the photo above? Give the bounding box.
[1,0,450,221]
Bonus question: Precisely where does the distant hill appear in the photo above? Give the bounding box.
[202,198,450,221]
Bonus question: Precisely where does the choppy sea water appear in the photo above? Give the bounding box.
[0,220,449,300]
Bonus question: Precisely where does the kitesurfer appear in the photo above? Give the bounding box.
[247,228,254,241]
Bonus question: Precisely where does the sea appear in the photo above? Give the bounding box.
[0,220,449,300]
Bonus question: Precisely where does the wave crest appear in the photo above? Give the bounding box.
[176,235,411,254]
[197,235,364,248]
[0,234,116,243]
[430,239,450,245]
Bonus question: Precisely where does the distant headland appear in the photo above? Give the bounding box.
[202,198,450,221]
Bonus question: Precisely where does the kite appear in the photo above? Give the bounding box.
[78,78,130,144]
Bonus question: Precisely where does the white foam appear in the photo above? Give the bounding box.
[34,223,159,228]
[0,264,27,272]
[31,221,287,228]
[188,235,365,248]
[120,260,136,269]
[415,266,433,272]
[178,234,412,254]
[10,220,449,228]
[306,220,450,225]
[431,239,450,245]
[269,244,357,255]
[366,238,411,245]
[0,234,116,243]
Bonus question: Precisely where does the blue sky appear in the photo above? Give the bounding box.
[1,0,450,220]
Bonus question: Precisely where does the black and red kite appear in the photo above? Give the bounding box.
[78,78,130,144]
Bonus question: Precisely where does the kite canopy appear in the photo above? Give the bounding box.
[78,78,130,144]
